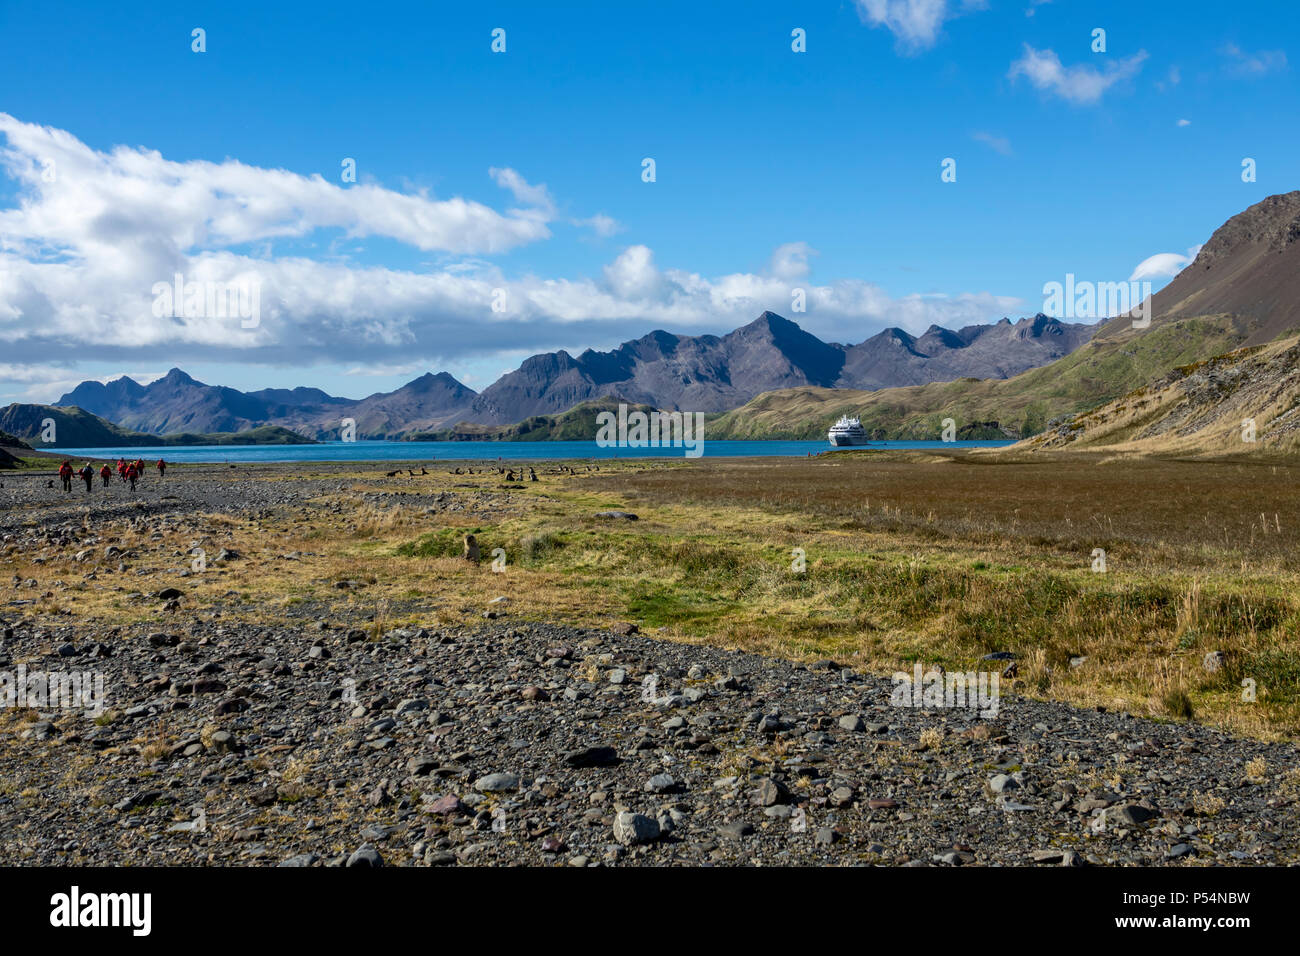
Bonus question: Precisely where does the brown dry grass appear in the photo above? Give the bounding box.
[6,452,1300,738]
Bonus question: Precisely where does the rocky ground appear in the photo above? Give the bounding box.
[1,463,1298,867]
[0,459,514,522]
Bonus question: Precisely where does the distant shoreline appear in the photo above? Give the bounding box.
[25,437,1016,465]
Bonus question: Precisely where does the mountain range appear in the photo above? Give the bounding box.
[52,313,1093,439]
[0,403,313,450]
[709,191,1300,442]
[26,192,1300,451]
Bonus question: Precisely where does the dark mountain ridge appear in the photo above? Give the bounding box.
[458,311,1091,424]
[53,311,1094,438]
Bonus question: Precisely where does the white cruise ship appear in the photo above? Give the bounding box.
[827,415,869,446]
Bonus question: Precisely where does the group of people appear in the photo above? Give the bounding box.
[57,457,166,493]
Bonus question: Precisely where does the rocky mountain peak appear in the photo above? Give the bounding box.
[1196,191,1300,266]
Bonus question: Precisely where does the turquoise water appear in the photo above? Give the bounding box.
[51,439,1015,463]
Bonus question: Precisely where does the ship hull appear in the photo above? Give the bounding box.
[828,434,869,446]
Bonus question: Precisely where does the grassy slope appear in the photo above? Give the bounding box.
[0,405,149,447]
[405,397,660,442]
[707,315,1252,440]
[1016,332,1300,456]
[157,425,316,446]
[0,404,314,447]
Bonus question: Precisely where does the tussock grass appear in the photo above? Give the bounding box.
[708,315,1248,440]
[8,454,1300,738]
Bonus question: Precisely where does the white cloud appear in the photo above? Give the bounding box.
[1129,245,1202,281]
[488,166,555,220]
[0,362,78,384]
[853,0,987,53]
[601,245,673,301]
[487,169,621,237]
[768,242,817,281]
[1222,43,1287,76]
[0,115,1027,390]
[343,363,425,377]
[1008,45,1148,104]
[0,114,555,262]
[1177,118,1191,127]
[971,131,1013,155]
[0,364,167,403]
[572,213,623,237]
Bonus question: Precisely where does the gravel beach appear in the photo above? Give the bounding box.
[2,461,1297,867]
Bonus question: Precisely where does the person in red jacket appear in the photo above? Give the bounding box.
[125,462,139,491]
[58,460,74,494]
[156,458,167,478]
[99,463,112,487]
[116,458,127,483]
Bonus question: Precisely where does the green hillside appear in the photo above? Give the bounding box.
[706,314,1255,440]
[159,425,316,446]
[405,397,661,442]
[0,404,315,447]
[0,428,32,449]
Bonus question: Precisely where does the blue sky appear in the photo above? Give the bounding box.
[0,0,1295,404]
